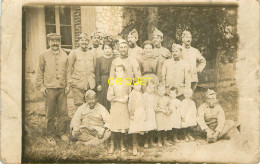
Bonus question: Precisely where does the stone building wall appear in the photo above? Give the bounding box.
[95,6,124,37]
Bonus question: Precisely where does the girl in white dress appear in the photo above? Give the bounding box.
[143,81,157,148]
[168,87,182,143]
[128,84,146,155]
[180,88,197,141]
[155,84,172,147]
[107,65,131,153]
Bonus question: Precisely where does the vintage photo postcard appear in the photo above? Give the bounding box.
[1,0,259,163]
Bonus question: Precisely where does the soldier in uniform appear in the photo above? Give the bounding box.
[127,29,144,61]
[161,44,191,99]
[90,31,104,58]
[70,90,111,146]
[181,31,206,90]
[68,33,96,111]
[152,28,172,82]
[197,89,239,143]
[36,33,70,145]
[110,39,141,79]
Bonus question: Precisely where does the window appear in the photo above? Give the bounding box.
[45,6,74,49]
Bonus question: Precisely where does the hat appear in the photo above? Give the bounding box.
[206,89,216,99]
[128,29,138,39]
[153,28,163,37]
[85,90,96,99]
[172,43,183,50]
[91,32,102,38]
[79,33,89,40]
[182,30,192,38]
[47,33,61,39]
[118,39,128,46]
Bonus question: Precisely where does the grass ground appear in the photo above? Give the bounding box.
[23,85,239,162]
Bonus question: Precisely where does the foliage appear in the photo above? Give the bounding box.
[120,6,238,65]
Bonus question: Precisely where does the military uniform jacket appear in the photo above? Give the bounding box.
[182,46,206,82]
[162,59,191,96]
[36,48,68,88]
[68,48,96,90]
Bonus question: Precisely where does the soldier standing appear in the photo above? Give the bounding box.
[67,33,96,111]
[36,33,70,145]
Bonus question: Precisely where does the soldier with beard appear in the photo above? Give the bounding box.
[152,28,172,82]
[127,29,144,62]
[90,32,104,58]
[68,33,96,111]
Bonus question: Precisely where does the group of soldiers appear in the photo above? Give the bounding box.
[36,28,238,146]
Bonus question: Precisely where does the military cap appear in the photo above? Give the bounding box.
[47,33,62,39]
[85,90,97,99]
[153,28,163,37]
[118,39,128,46]
[79,33,89,40]
[91,31,103,38]
[128,29,138,39]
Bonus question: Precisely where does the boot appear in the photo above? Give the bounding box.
[163,137,172,146]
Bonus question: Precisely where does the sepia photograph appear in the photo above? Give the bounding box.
[0,0,259,163]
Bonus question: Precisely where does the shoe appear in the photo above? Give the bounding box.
[172,138,181,143]
[207,137,214,143]
[144,142,149,148]
[185,136,190,142]
[188,135,195,141]
[60,134,69,143]
[46,137,56,145]
[121,144,126,151]
[163,138,172,146]
[151,140,157,147]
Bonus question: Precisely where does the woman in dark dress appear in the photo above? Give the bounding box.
[95,40,116,111]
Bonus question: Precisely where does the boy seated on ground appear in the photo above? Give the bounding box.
[197,89,239,143]
[70,90,111,145]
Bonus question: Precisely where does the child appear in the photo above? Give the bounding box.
[155,84,172,147]
[180,88,197,141]
[128,84,146,155]
[143,81,157,148]
[168,87,182,143]
[107,65,131,153]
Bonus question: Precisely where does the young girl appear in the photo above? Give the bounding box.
[180,88,197,141]
[128,84,146,155]
[155,84,172,147]
[107,65,131,153]
[143,81,157,148]
[168,87,182,143]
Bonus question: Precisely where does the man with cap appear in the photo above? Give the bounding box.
[70,90,111,146]
[152,28,172,82]
[68,33,96,111]
[127,29,144,61]
[162,43,191,99]
[110,39,141,79]
[36,33,70,145]
[181,30,206,90]
[197,89,239,143]
[90,31,104,58]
